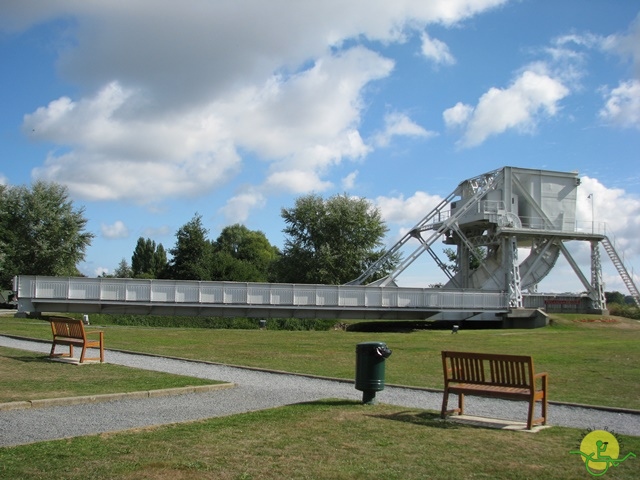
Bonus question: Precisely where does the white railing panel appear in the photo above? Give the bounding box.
[224,284,247,304]
[397,289,422,307]
[100,281,126,301]
[270,285,293,305]
[126,282,151,302]
[69,279,100,300]
[36,280,68,299]
[150,282,176,303]
[294,286,316,306]
[314,286,339,306]
[174,282,200,303]
[247,285,271,304]
[200,283,223,303]
[340,287,365,307]
[364,288,381,308]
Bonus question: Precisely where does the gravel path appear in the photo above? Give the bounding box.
[1,335,638,447]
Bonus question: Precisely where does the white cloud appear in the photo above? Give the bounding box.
[601,13,640,76]
[221,47,389,168]
[554,15,640,131]
[94,266,110,277]
[219,189,267,224]
[374,112,436,147]
[420,32,455,65]
[375,191,444,225]
[599,80,640,129]
[577,176,640,258]
[445,69,569,147]
[342,171,359,190]
[101,220,129,239]
[8,0,508,215]
[141,226,172,238]
[443,102,473,127]
[264,170,333,194]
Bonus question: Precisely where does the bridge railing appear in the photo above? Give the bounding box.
[15,276,509,312]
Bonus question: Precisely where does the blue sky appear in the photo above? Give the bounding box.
[1,0,639,294]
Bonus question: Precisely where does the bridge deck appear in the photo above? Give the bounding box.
[14,276,509,320]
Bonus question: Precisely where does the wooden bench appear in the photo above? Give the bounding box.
[441,351,548,430]
[49,317,104,363]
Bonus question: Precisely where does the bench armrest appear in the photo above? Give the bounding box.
[85,330,104,336]
[533,372,548,391]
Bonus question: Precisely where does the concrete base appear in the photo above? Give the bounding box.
[444,415,552,433]
[49,357,103,366]
[502,308,548,329]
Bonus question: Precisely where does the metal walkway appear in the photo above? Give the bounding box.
[14,276,508,320]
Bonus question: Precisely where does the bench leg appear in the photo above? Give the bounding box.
[458,393,465,415]
[527,399,536,430]
[50,342,73,358]
[440,389,450,418]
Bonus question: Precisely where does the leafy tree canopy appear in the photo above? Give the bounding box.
[276,193,397,285]
[0,181,93,288]
[168,214,211,280]
[131,237,168,278]
[211,224,280,282]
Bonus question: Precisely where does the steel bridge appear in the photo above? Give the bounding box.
[12,167,639,323]
[14,275,508,320]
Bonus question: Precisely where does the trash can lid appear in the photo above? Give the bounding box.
[356,341,388,348]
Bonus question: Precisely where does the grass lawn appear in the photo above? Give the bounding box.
[1,313,638,409]
[1,313,638,478]
[0,346,222,403]
[1,400,638,479]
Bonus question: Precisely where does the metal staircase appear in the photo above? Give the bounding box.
[602,236,640,307]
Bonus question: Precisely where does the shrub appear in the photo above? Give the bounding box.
[82,314,335,331]
[607,303,640,320]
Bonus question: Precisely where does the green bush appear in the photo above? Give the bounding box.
[607,303,640,320]
[82,314,336,331]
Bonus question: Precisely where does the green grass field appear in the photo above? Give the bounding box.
[1,400,639,479]
[0,313,638,408]
[1,313,638,479]
[0,346,221,403]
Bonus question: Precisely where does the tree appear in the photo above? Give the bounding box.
[131,237,168,278]
[443,246,487,274]
[113,258,133,278]
[276,193,397,284]
[0,181,94,288]
[605,291,626,305]
[168,214,212,280]
[211,224,280,282]
[153,243,168,278]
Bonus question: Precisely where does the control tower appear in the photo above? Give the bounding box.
[350,166,639,311]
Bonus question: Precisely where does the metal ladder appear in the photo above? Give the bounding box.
[602,236,640,307]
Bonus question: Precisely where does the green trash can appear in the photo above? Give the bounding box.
[355,341,392,404]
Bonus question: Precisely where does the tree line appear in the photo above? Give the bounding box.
[0,182,395,289]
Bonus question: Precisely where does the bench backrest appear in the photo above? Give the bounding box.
[49,317,86,340]
[442,351,535,388]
